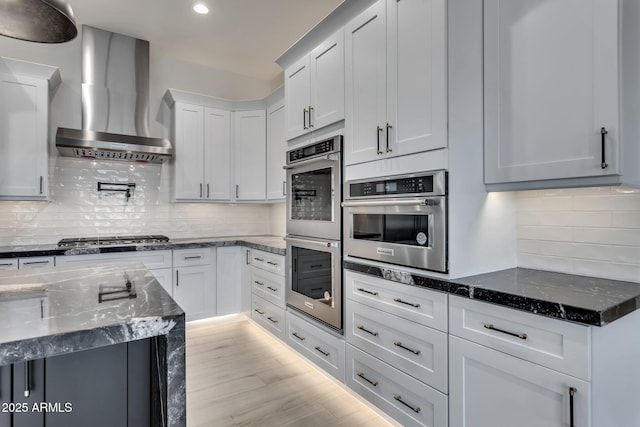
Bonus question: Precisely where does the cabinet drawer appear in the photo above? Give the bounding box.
[19,256,55,269]
[0,259,18,270]
[346,300,448,393]
[251,267,285,309]
[346,344,448,427]
[345,271,448,332]
[286,310,345,382]
[252,295,285,341]
[56,250,173,270]
[248,248,284,276]
[173,248,213,267]
[449,296,590,381]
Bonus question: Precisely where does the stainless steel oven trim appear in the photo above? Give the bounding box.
[285,135,341,166]
[344,170,447,200]
[285,235,342,331]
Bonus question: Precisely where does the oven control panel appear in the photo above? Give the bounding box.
[347,171,446,198]
[287,135,342,164]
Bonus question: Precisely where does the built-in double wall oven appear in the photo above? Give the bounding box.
[343,170,448,273]
[285,135,343,332]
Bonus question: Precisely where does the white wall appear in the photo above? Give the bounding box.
[517,186,640,283]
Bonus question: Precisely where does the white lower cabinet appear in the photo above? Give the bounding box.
[173,248,216,321]
[346,344,448,427]
[216,247,242,316]
[0,259,17,271]
[252,295,286,340]
[286,310,345,382]
[248,248,287,341]
[449,336,589,427]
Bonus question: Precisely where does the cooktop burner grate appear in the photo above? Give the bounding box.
[57,235,170,248]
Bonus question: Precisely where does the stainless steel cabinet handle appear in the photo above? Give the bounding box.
[386,123,393,152]
[314,346,330,357]
[357,287,379,296]
[184,255,202,260]
[267,261,278,266]
[267,316,278,324]
[393,341,421,355]
[176,270,179,287]
[569,387,577,427]
[39,176,44,195]
[254,280,264,286]
[600,127,608,169]
[206,183,210,198]
[376,126,383,154]
[24,361,31,398]
[254,257,265,262]
[303,108,308,130]
[357,372,378,387]
[254,308,265,315]
[394,298,420,308]
[23,260,50,265]
[246,249,251,265]
[200,183,203,198]
[235,184,239,199]
[0,263,13,267]
[267,286,278,292]
[282,180,286,197]
[308,106,314,128]
[292,332,305,341]
[393,395,420,414]
[483,323,527,340]
[357,325,379,337]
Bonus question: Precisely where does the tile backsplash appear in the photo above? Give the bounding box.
[0,157,283,246]
[517,186,640,283]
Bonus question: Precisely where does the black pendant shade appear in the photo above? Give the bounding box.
[0,0,77,43]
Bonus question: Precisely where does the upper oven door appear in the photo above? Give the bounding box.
[285,154,342,240]
[343,197,447,273]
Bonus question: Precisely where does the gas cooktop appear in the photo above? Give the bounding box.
[57,235,170,248]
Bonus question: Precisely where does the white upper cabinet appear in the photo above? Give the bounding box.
[234,109,266,201]
[345,0,447,166]
[483,0,638,190]
[0,58,60,200]
[204,107,231,200]
[266,100,286,201]
[285,29,345,141]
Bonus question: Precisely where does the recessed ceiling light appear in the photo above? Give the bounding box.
[193,3,209,14]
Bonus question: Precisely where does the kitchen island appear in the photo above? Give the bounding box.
[0,262,185,427]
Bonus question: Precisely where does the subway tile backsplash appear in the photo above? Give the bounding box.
[0,157,283,246]
[517,187,640,283]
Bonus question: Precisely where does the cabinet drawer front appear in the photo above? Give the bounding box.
[449,296,590,380]
[346,344,448,427]
[345,271,448,332]
[252,295,285,340]
[19,256,55,269]
[0,259,18,270]
[173,248,212,267]
[449,336,590,427]
[251,268,285,309]
[56,250,173,270]
[346,300,448,393]
[248,249,284,276]
[286,311,345,382]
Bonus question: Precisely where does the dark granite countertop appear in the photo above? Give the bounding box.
[0,262,186,426]
[0,235,286,259]
[344,261,640,327]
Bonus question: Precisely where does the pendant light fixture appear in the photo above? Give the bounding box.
[0,0,78,43]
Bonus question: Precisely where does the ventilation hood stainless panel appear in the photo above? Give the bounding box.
[56,25,173,163]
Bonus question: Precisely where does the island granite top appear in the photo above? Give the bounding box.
[344,261,640,327]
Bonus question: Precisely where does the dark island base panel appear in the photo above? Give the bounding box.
[343,261,640,327]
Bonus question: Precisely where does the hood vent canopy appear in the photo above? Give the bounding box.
[56,26,173,163]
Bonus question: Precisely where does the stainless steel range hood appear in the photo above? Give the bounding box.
[56,26,173,163]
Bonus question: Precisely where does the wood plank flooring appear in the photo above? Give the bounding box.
[186,319,395,427]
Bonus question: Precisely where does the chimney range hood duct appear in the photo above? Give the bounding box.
[56,26,173,163]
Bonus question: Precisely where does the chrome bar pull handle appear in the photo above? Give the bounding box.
[267,316,278,324]
[357,287,379,296]
[600,127,608,169]
[393,341,421,355]
[394,298,420,308]
[176,270,179,287]
[267,261,278,266]
[569,387,577,427]
[292,332,305,341]
[484,323,527,340]
[254,308,265,315]
[386,123,392,152]
[303,108,308,130]
[245,249,251,265]
[23,260,50,266]
[206,183,210,198]
[254,280,264,286]
[184,255,202,260]
[282,180,286,197]
[24,361,31,398]
[39,176,43,195]
[308,106,314,128]
[200,183,203,198]
[254,257,264,262]
[357,372,378,387]
[393,395,420,414]
[267,286,278,292]
[314,346,330,357]
[357,325,379,337]
[376,126,383,154]
[235,184,239,199]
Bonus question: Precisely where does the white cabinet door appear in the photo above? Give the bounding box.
[309,29,345,132]
[266,101,286,201]
[484,0,619,184]
[0,73,48,199]
[204,107,231,200]
[386,0,447,157]
[173,102,205,200]
[345,0,387,165]
[284,56,311,140]
[234,110,266,201]
[174,264,215,321]
[449,336,590,427]
[216,246,241,316]
[150,267,174,296]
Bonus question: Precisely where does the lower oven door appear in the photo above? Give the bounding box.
[285,235,342,331]
[343,197,447,273]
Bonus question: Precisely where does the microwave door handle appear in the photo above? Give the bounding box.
[283,153,340,169]
[342,199,436,207]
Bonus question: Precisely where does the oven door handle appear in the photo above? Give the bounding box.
[284,236,340,249]
[283,153,340,169]
[342,198,438,207]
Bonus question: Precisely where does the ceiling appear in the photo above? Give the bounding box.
[70,0,344,82]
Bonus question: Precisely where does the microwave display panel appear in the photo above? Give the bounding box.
[353,214,431,247]
[350,176,434,198]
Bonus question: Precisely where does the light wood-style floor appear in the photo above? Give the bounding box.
[186,319,394,427]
